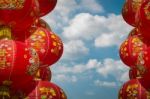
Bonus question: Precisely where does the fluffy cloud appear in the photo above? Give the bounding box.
[62,13,132,47]
[43,0,103,30]
[97,58,129,82]
[52,58,129,84]
[53,74,77,83]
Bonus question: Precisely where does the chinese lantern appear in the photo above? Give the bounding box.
[122,0,143,26]
[0,0,39,31]
[0,39,40,98]
[38,0,57,17]
[118,79,148,99]
[119,35,147,67]
[26,27,63,67]
[24,81,67,99]
[34,67,52,81]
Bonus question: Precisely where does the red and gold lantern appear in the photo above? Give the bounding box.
[122,0,143,26]
[119,79,148,99]
[24,81,67,99]
[26,27,63,67]
[119,35,147,67]
[0,39,40,98]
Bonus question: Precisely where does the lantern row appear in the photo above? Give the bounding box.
[119,0,150,99]
[0,0,67,99]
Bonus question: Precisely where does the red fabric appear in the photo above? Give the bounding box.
[119,79,148,99]
[38,0,57,17]
[119,35,147,67]
[0,40,39,91]
[26,27,63,67]
[137,1,150,40]
[122,0,144,26]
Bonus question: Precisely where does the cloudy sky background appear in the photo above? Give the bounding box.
[43,0,133,99]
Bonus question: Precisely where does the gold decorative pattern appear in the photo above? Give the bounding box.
[120,39,129,58]
[29,29,46,54]
[0,41,13,69]
[39,87,56,98]
[132,0,142,12]
[126,84,139,98]
[0,0,25,9]
[0,27,12,39]
[50,33,63,56]
[144,2,150,20]
[131,37,143,56]
[27,48,39,76]
[130,37,146,76]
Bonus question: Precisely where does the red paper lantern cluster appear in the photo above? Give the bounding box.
[0,0,67,98]
[119,0,150,98]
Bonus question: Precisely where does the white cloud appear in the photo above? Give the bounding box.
[52,58,129,84]
[94,80,117,87]
[97,58,129,82]
[53,59,101,74]
[79,0,104,13]
[62,13,132,47]
[62,40,89,60]
[53,74,77,83]
[43,0,103,30]
[94,33,122,47]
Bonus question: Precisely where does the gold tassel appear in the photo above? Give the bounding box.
[0,26,12,40]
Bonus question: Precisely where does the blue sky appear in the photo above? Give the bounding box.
[43,0,133,99]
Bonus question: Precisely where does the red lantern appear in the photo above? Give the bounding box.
[23,81,67,99]
[38,0,57,17]
[122,0,143,26]
[0,39,40,98]
[26,27,63,67]
[119,35,147,67]
[118,79,148,99]
[34,67,52,81]
[0,0,39,31]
